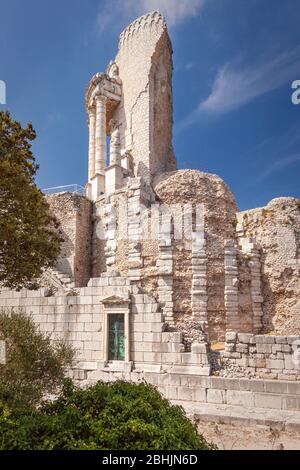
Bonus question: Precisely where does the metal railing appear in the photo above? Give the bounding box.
[42,184,86,196]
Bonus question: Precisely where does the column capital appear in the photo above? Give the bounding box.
[87,104,96,115]
[94,93,107,103]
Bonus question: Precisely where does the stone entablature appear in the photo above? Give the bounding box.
[85,72,122,117]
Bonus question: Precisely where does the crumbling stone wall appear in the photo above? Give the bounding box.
[90,169,241,345]
[223,332,300,380]
[37,12,300,360]
[92,179,157,281]
[46,193,92,287]
[237,197,300,335]
[154,170,238,341]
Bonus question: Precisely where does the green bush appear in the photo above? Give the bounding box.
[0,380,213,450]
[0,309,75,410]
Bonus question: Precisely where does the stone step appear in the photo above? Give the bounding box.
[45,269,75,290]
[174,400,300,432]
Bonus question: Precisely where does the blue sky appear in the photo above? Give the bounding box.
[0,0,299,210]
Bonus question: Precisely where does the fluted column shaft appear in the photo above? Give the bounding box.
[110,127,121,165]
[88,108,96,180]
[95,95,107,173]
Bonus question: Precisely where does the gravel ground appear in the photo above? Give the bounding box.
[197,421,300,450]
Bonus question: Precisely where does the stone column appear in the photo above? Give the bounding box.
[109,119,121,165]
[88,107,96,180]
[127,185,143,281]
[191,236,207,322]
[157,206,174,324]
[249,247,263,333]
[238,237,264,334]
[103,199,117,270]
[95,95,107,173]
[224,240,239,332]
[191,204,207,323]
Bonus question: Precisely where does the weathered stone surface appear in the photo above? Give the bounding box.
[41,193,92,289]
[154,170,237,341]
[238,197,300,335]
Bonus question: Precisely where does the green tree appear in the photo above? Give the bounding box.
[0,380,214,450]
[0,309,75,410]
[0,111,61,290]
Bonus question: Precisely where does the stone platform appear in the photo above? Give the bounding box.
[179,401,300,432]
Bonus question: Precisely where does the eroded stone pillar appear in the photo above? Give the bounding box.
[157,207,174,324]
[224,240,239,332]
[109,119,121,165]
[238,237,264,333]
[191,204,207,323]
[191,236,207,322]
[88,106,96,180]
[127,185,143,281]
[95,95,107,173]
[249,247,263,333]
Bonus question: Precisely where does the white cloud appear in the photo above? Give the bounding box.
[96,0,206,33]
[47,112,63,123]
[184,62,196,70]
[240,125,300,187]
[202,45,300,115]
[177,45,300,130]
[139,0,206,26]
[258,154,300,182]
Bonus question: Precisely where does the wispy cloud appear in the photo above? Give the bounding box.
[47,112,63,123]
[41,112,64,131]
[139,0,206,26]
[184,62,196,71]
[257,153,300,182]
[175,61,197,72]
[241,124,300,186]
[96,0,206,33]
[178,45,300,129]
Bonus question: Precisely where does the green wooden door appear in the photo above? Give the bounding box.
[108,314,125,361]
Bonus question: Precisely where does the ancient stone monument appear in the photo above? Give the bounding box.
[1,11,300,424]
[86,11,175,200]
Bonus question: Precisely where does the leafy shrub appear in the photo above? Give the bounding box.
[0,380,213,450]
[0,308,75,410]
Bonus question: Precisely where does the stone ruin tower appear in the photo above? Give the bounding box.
[2,11,300,386]
[85,10,176,200]
[41,11,299,348]
[81,12,244,343]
